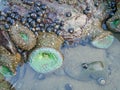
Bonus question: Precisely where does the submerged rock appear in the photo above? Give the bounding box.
[63,45,109,81]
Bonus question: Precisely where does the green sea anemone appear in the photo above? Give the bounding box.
[29,48,63,73]
[0,46,22,74]
[9,22,36,50]
[0,65,13,77]
[29,32,64,73]
[91,32,114,49]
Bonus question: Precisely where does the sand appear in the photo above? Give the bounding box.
[6,38,120,90]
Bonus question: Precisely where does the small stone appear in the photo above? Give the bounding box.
[97,77,106,86]
[82,63,88,69]
[91,34,114,49]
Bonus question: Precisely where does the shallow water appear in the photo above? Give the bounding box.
[5,38,120,90]
[0,0,120,90]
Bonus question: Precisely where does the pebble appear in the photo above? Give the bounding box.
[97,77,106,86]
[82,63,88,69]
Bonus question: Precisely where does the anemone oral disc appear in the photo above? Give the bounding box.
[29,48,63,73]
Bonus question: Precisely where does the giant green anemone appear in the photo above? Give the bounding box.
[107,18,120,32]
[9,22,36,50]
[29,32,64,73]
[37,32,64,50]
[0,66,13,77]
[91,32,114,49]
[0,46,22,75]
[29,48,63,73]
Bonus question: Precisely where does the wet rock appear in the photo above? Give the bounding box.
[0,30,17,54]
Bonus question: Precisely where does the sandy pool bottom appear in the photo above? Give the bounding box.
[7,38,120,90]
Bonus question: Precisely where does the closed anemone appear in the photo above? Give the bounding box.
[9,22,36,50]
[0,46,22,74]
[37,32,64,50]
[29,48,63,73]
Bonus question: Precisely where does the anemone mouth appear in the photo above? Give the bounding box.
[91,35,114,49]
[108,19,120,29]
[19,32,29,43]
[29,47,63,73]
[0,65,13,77]
[9,22,36,50]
